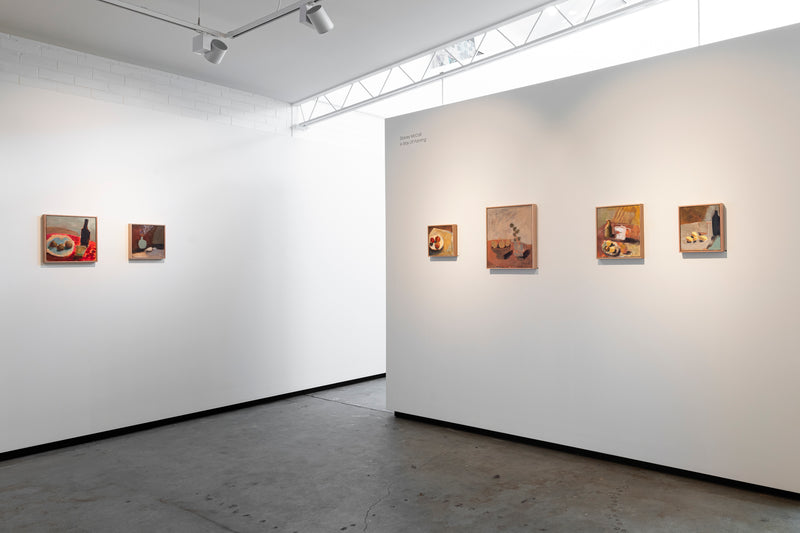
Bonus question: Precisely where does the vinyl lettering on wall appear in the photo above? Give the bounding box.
[399,132,427,146]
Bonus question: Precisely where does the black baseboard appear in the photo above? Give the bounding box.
[0,373,386,463]
[394,411,800,501]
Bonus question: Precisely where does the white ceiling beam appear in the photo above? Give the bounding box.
[295,0,664,127]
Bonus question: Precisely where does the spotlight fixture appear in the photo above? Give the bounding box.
[300,3,334,34]
[204,39,228,64]
[192,33,228,64]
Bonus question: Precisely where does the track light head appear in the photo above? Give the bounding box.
[192,33,228,65]
[204,39,228,64]
[300,3,334,34]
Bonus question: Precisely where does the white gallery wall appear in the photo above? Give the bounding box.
[386,23,800,493]
[0,64,385,452]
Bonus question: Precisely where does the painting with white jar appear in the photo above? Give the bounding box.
[129,224,165,260]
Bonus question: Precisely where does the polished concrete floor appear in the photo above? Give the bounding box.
[1,377,798,532]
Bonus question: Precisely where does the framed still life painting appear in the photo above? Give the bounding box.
[679,204,725,253]
[42,214,98,263]
[129,224,166,260]
[428,224,457,257]
[486,204,537,269]
[596,204,644,259]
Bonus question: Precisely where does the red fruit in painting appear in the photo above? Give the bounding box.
[435,236,441,242]
[430,238,435,243]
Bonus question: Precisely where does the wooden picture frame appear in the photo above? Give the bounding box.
[42,214,98,263]
[486,204,537,269]
[596,204,644,259]
[679,204,725,253]
[129,224,166,260]
[428,224,458,257]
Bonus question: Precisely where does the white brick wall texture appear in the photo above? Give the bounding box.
[0,32,292,135]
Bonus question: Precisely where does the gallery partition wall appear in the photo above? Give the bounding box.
[0,40,386,454]
[386,23,800,494]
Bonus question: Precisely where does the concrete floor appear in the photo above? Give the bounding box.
[1,377,798,532]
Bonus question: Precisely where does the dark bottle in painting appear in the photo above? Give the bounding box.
[80,219,90,246]
[711,209,721,237]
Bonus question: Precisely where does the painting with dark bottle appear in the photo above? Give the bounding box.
[679,204,725,252]
[596,204,644,259]
[42,215,98,263]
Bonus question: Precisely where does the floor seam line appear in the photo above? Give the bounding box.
[306,394,391,413]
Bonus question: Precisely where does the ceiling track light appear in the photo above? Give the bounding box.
[192,33,228,64]
[96,0,334,66]
[300,3,334,34]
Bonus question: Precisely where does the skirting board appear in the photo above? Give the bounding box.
[0,373,386,462]
[394,411,800,502]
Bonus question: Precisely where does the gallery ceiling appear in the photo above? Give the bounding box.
[0,0,552,103]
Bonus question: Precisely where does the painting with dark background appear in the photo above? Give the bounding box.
[129,224,165,260]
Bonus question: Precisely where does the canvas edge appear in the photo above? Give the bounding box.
[531,204,538,269]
